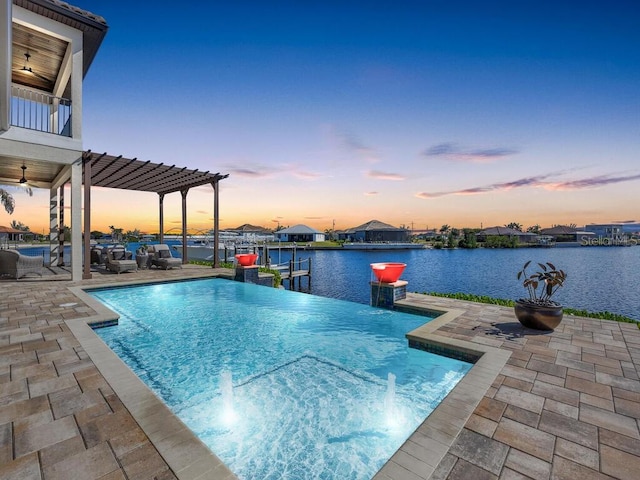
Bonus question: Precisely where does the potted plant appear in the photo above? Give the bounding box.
[515,261,567,330]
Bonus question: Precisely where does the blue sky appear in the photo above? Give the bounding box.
[19,0,640,234]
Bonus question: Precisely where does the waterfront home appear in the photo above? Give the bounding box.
[227,223,274,242]
[584,223,637,246]
[339,219,410,242]
[1,1,229,278]
[0,0,108,280]
[540,225,596,246]
[274,224,325,242]
[0,224,27,243]
[540,225,579,242]
[477,226,538,244]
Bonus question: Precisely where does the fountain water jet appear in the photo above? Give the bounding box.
[384,372,398,428]
[220,370,238,426]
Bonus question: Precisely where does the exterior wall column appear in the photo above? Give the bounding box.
[158,193,165,244]
[181,189,188,264]
[58,185,64,265]
[70,159,82,281]
[49,188,59,266]
[82,155,91,279]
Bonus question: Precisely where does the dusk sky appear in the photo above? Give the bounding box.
[9,1,640,235]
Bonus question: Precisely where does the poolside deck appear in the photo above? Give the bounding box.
[1,266,639,479]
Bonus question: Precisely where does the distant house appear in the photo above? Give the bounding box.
[477,226,538,244]
[584,223,634,245]
[230,224,271,235]
[584,223,625,238]
[540,225,576,244]
[227,223,274,242]
[539,225,591,244]
[340,220,409,243]
[274,224,325,243]
[0,226,26,242]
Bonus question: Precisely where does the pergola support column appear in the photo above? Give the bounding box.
[213,179,220,268]
[158,193,165,244]
[181,189,188,264]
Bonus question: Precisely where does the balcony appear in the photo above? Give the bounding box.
[10,85,72,137]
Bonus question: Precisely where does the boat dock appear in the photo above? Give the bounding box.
[271,257,311,291]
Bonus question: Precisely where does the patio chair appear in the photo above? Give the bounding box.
[0,249,43,279]
[149,244,182,270]
[90,245,105,265]
[105,247,137,274]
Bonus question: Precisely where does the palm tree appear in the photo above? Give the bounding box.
[1,188,15,214]
[1,186,33,215]
[506,222,523,232]
[10,220,29,231]
[109,225,124,243]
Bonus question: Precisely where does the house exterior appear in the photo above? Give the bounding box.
[0,224,26,242]
[339,219,409,243]
[539,225,597,246]
[477,226,538,244]
[0,0,108,280]
[274,224,325,243]
[225,224,274,243]
[583,223,637,246]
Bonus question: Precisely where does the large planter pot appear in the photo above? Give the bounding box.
[514,299,563,331]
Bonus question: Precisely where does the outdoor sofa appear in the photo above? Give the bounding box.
[0,249,43,279]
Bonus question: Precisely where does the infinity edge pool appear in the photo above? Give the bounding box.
[68,278,511,480]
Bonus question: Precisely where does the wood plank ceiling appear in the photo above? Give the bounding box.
[11,22,68,93]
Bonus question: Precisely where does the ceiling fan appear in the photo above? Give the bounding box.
[17,52,53,84]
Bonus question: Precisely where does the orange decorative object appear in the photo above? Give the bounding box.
[235,253,258,266]
[370,262,406,283]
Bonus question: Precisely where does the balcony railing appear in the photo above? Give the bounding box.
[10,85,72,137]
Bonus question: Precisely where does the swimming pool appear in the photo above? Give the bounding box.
[91,279,471,479]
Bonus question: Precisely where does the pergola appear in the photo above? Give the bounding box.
[81,151,229,278]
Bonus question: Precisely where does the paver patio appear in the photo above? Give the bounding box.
[1,265,639,479]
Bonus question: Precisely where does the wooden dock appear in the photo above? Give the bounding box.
[271,257,311,291]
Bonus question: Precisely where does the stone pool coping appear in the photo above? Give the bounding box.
[66,284,236,480]
[68,277,510,480]
[3,267,639,479]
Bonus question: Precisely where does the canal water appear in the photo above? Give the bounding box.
[272,246,640,321]
[18,242,640,320]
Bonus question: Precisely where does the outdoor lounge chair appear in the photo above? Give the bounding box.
[0,249,43,279]
[149,244,182,270]
[105,247,137,274]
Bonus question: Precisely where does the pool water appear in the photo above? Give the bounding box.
[92,279,471,479]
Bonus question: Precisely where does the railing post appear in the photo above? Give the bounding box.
[289,260,294,290]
